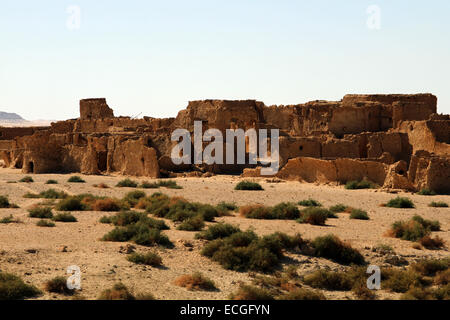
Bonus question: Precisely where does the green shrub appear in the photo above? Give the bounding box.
[383,269,423,293]
[345,180,375,190]
[412,259,449,276]
[123,190,147,207]
[297,207,329,225]
[310,235,365,265]
[240,203,300,220]
[19,176,34,183]
[303,270,354,291]
[174,272,216,291]
[201,231,302,272]
[0,272,41,300]
[389,215,441,242]
[349,209,370,220]
[216,202,238,216]
[53,213,77,223]
[278,288,326,300]
[99,216,112,224]
[45,180,58,185]
[0,215,18,224]
[107,211,169,230]
[329,204,349,213]
[195,223,241,240]
[139,181,159,189]
[102,223,172,248]
[177,216,205,231]
[98,283,135,300]
[127,252,162,267]
[429,201,448,208]
[417,188,436,196]
[67,176,85,183]
[56,197,86,211]
[28,207,53,219]
[116,179,138,188]
[157,180,182,189]
[39,189,68,199]
[385,197,415,208]
[234,181,263,191]
[37,219,55,227]
[298,199,322,207]
[229,285,274,300]
[45,277,74,295]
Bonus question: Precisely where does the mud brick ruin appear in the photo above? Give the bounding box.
[0,94,449,193]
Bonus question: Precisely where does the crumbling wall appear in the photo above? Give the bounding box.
[80,98,114,120]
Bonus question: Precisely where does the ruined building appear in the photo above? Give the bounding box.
[0,94,449,193]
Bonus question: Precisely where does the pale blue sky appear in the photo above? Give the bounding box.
[1,0,449,120]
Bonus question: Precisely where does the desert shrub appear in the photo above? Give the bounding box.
[329,204,349,213]
[303,270,354,291]
[216,202,238,216]
[127,252,162,267]
[270,203,301,219]
[174,272,216,291]
[116,179,138,188]
[240,203,300,220]
[401,287,435,300]
[53,213,77,223]
[435,269,450,285]
[229,285,274,300]
[123,190,147,207]
[37,219,55,227]
[0,272,41,300]
[383,269,423,293]
[298,199,322,207]
[28,206,53,219]
[23,193,39,199]
[429,201,448,208]
[99,216,112,224]
[135,293,156,300]
[412,259,449,277]
[108,211,169,230]
[234,181,263,191]
[297,207,329,226]
[19,176,34,183]
[98,283,135,300]
[56,197,86,211]
[45,277,74,295]
[412,215,440,231]
[349,209,370,220]
[417,188,436,196]
[419,236,445,250]
[345,180,375,190]
[201,231,302,272]
[385,197,415,208]
[278,288,326,300]
[239,205,271,219]
[195,223,241,240]
[67,176,85,183]
[374,243,395,255]
[102,222,172,248]
[310,235,365,265]
[39,189,68,199]
[0,215,18,224]
[45,179,58,184]
[352,283,377,300]
[177,216,205,231]
[157,180,182,189]
[91,198,124,212]
[0,196,12,208]
[139,181,159,189]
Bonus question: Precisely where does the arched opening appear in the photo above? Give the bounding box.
[299,145,304,151]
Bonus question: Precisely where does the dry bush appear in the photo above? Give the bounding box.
[98,283,135,300]
[94,183,109,189]
[127,252,162,267]
[91,198,122,212]
[278,288,326,300]
[174,272,217,291]
[45,277,74,295]
[0,272,41,300]
[419,236,445,250]
[229,284,274,300]
[310,235,365,265]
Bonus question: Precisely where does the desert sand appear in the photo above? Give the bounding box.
[0,168,448,300]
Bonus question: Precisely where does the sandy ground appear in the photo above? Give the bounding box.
[0,168,448,300]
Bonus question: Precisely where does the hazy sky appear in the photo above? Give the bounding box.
[1,0,449,120]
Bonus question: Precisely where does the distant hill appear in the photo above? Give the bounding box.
[0,110,53,127]
[0,111,24,121]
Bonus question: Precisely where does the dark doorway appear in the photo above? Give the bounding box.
[28,161,34,173]
[98,152,107,172]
